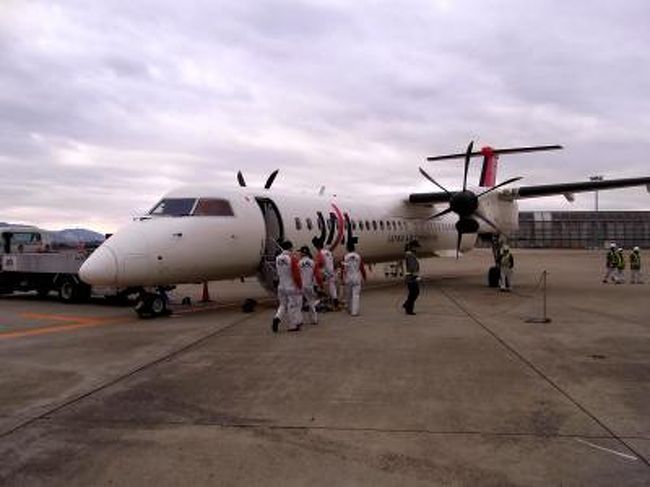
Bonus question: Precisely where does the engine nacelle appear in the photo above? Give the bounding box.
[476,193,519,235]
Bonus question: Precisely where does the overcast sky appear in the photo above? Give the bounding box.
[1,0,650,232]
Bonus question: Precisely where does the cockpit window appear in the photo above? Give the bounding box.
[149,198,196,216]
[193,198,235,216]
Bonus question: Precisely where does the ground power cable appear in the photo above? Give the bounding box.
[438,286,649,468]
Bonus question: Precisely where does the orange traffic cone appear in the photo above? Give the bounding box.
[201,282,211,302]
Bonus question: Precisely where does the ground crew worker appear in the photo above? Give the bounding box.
[615,247,626,284]
[402,240,420,315]
[499,245,514,292]
[630,246,643,284]
[313,238,339,309]
[341,240,366,316]
[603,243,619,283]
[298,246,318,324]
[272,240,303,333]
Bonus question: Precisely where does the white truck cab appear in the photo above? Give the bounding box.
[1,226,51,255]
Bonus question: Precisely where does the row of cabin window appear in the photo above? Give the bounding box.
[293,217,456,233]
[294,217,408,233]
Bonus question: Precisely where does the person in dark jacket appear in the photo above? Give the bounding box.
[402,240,421,315]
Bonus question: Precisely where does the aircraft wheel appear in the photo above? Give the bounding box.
[134,292,168,318]
[150,294,167,315]
[488,266,500,288]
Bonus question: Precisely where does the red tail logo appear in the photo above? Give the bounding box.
[479,146,499,187]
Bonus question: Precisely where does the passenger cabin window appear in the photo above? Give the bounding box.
[149,198,196,216]
[295,217,302,230]
[379,221,384,231]
[306,218,313,231]
[192,198,234,216]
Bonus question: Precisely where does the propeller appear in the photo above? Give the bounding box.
[420,141,522,258]
[236,170,280,189]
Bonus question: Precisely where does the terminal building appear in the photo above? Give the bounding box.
[513,211,650,249]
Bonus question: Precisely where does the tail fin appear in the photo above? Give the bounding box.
[426,143,563,188]
[479,146,498,187]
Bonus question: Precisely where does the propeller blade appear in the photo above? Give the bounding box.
[427,207,453,220]
[462,141,474,191]
[474,210,504,234]
[264,169,279,189]
[476,176,522,198]
[419,167,452,195]
[455,230,462,259]
[237,171,246,187]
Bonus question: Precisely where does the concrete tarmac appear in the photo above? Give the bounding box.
[0,249,648,486]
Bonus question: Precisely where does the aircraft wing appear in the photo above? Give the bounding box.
[507,176,650,200]
[409,176,650,204]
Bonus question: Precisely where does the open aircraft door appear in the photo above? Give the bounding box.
[255,197,285,292]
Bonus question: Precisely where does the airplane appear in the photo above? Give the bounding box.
[79,142,650,317]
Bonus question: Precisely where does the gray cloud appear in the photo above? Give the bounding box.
[1,0,649,232]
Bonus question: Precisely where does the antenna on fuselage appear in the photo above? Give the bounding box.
[237,169,279,189]
[237,171,246,187]
[264,170,279,189]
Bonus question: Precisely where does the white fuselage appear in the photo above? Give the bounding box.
[79,185,518,288]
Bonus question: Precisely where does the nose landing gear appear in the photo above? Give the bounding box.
[134,287,172,318]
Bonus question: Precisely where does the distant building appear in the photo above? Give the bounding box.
[514,211,650,249]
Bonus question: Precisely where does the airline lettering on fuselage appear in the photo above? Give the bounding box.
[329,203,345,250]
[310,203,357,251]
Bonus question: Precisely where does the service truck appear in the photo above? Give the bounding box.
[0,226,127,303]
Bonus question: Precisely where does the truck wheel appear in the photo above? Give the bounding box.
[488,266,500,288]
[59,279,77,303]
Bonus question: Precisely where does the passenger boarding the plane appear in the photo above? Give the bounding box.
[313,238,339,310]
[272,240,303,333]
[341,239,366,316]
[298,246,318,325]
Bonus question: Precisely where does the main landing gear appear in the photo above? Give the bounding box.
[134,287,173,318]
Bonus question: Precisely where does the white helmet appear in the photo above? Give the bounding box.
[610,242,617,249]
[502,244,510,251]
[633,246,640,252]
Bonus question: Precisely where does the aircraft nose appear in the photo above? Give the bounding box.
[79,245,119,286]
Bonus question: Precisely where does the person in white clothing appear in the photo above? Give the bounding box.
[341,240,366,316]
[298,246,318,325]
[272,240,303,332]
[313,238,339,309]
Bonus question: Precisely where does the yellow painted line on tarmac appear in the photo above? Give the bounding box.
[0,313,130,340]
